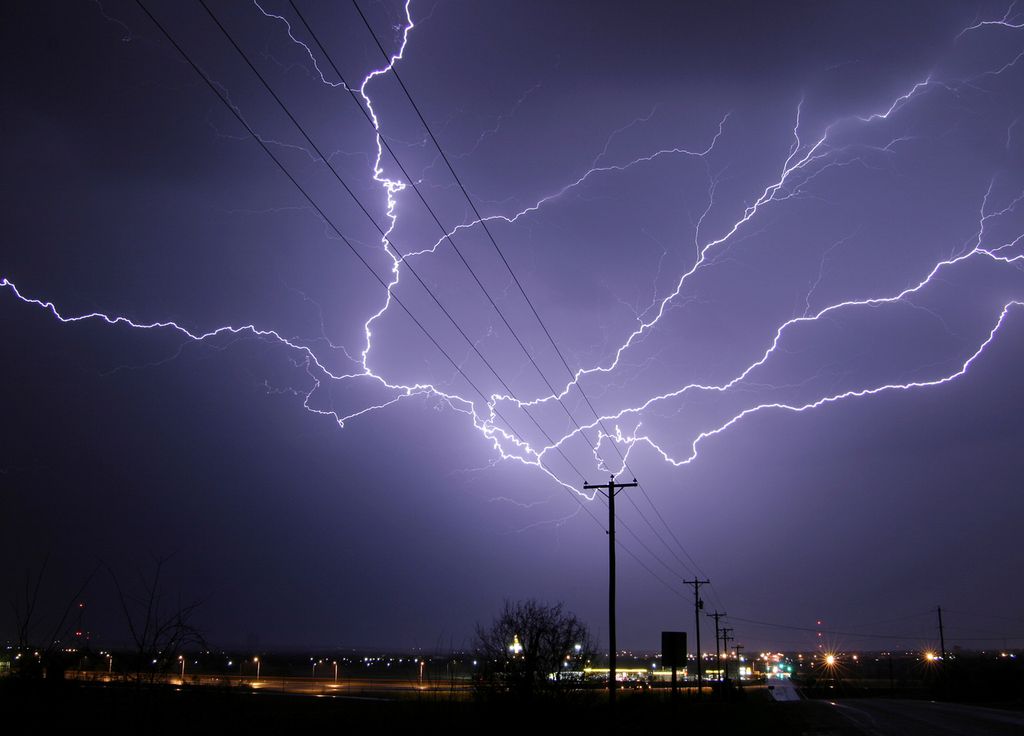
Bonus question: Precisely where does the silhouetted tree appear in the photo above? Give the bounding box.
[10,553,98,679]
[108,555,206,683]
[475,599,594,700]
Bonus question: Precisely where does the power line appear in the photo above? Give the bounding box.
[131,0,669,587]
[198,0,601,485]
[285,0,609,461]
[288,0,704,591]
[149,0,704,605]
[595,496,686,583]
[725,614,1024,642]
[942,609,1024,624]
[134,0,623,532]
[347,0,711,586]
[227,0,709,594]
[851,610,936,628]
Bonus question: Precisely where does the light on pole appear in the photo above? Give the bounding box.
[254,656,260,682]
[178,655,185,682]
[333,660,338,683]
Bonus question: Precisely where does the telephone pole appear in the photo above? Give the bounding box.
[583,475,637,709]
[706,610,727,684]
[684,578,710,695]
[937,606,946,662]
[720,627,734,683]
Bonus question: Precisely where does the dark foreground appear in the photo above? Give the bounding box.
[831,698,1024,736]
[2,679,854,735]
[5,679,1023,735]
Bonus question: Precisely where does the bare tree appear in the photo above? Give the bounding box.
[475,599,594,700]
[10,553,98,679]
[11,555,49,659]
[107,555,206,683]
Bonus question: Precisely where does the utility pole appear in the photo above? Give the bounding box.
[684,578,710,695]
[583,475,637,710]
[720,628,734,683]
[733,644,744,690]
[707,611,726,684]
[937,606,946,662]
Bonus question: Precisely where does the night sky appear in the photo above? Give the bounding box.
[2,0,1022,655]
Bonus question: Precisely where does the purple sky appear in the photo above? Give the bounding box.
[2,0,1023,655]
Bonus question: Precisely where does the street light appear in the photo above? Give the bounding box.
[178,655,185,682]
[333,660,338,683]
[254,656,260,682]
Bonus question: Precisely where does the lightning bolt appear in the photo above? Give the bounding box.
[3,2,1023,513]
[957,2,1024,40]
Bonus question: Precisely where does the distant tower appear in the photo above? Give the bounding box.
[74,601,90,644]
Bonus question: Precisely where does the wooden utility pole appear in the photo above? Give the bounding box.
[937,606,947,662]
[684,578,710,695]
[706,610,727,684]
[720,628,734,683]
[583,475,637,710]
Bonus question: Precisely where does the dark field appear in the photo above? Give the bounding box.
[2,679,860,735]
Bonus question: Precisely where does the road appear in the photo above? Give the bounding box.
[831,699,1024,736]
[66,671,472,699]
